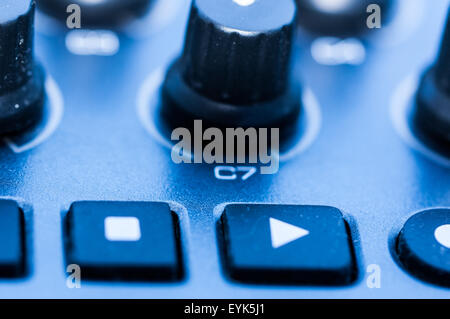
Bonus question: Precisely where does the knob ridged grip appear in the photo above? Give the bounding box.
[414,6,450,148]
[0,0,44,135]
[180,0,297,105]
[0,1,36,95]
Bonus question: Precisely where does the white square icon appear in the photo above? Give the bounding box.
[104,216,142,242]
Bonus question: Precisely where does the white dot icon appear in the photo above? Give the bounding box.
[434,224,450,249]
[233,0,256,7]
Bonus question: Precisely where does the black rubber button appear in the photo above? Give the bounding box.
[220,204,357,285]
[65,201,183,281]
[0,200,25,277]
[397,208,450,287]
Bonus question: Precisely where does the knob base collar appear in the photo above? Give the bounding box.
[161,60,302,130]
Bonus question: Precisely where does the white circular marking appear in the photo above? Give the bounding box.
[136,68,173,151]
[3,76,64,153]
[434,224,450,249]
[389,74,450,168]
[233,0,256,7]
[136,68,322,163]
[279,87,322,162]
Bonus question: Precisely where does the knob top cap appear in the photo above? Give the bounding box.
[196,0,296,33]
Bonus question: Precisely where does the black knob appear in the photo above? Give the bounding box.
[414,7,450,148]
[0,0,45,135]
[296,0,392,36]
[162,0,301,128]
[436,8,450,96]
[37,0,154,27]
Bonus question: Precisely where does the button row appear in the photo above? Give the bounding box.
[1,199,450,287]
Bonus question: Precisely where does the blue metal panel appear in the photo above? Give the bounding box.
[0,0,449,298]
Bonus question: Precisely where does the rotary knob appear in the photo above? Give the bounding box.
[161,0,301,128]
[296,0,393,36]
[414,7,450,148]
[0,0,45,135]
[36,0,154,27]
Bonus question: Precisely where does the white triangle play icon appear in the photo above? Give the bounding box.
[269,217,310,249]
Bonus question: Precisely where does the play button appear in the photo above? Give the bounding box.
[220,204,357,285]
[269,217,309,248]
